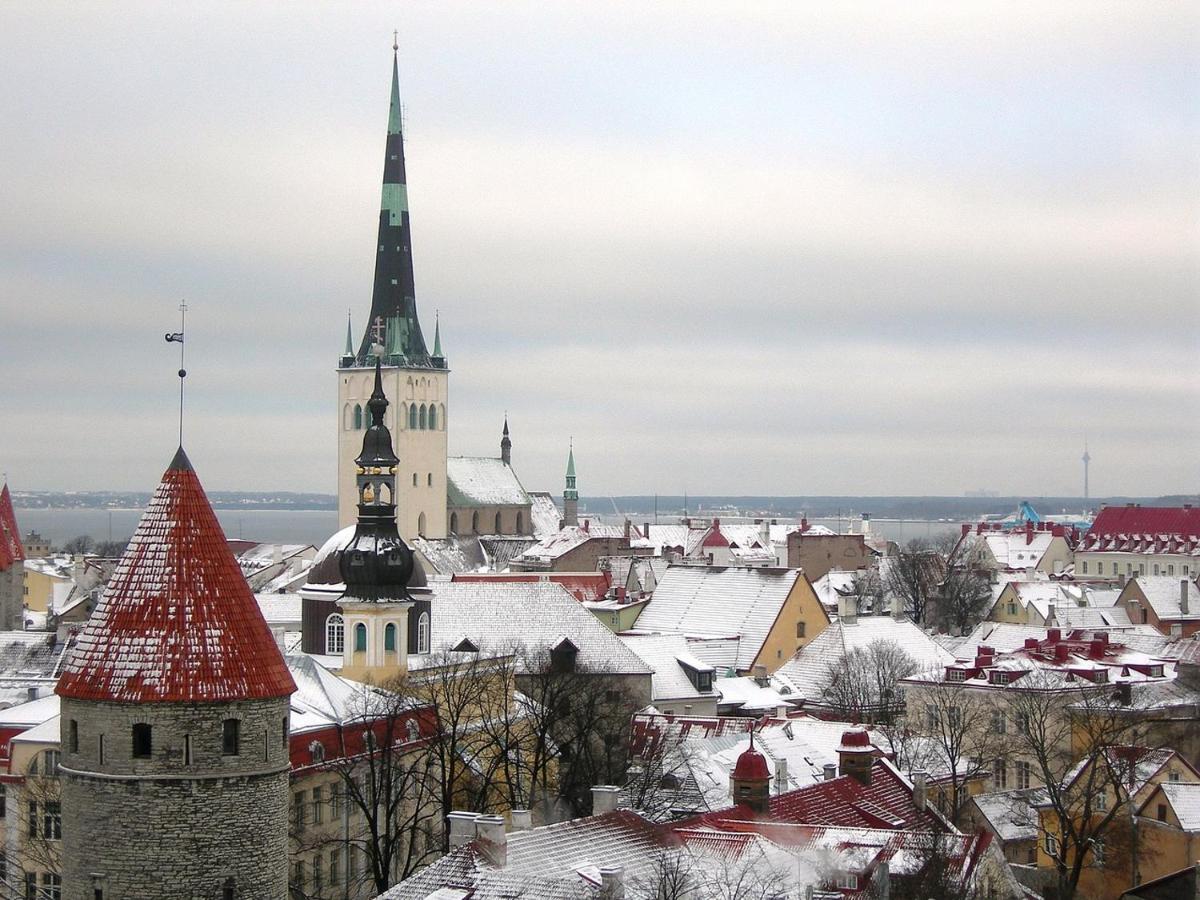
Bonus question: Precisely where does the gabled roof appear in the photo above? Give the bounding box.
[447,456,531,508]
[1127,576,1200,621]
[0,485,25,570]
[618,633,715,702]
[528,492,564,539]
[453,572,612,603]
[1153,783,1200,831]
[1086,506,1200,541]
[969,788,1044,843]
[632,566,814,671]
[56,448,296,704]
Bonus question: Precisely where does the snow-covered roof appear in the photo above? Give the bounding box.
[528,492,563,539]
[0,693,60,728]
[713,676,792,714]
[970,789,1044,843]
[11,714,60,746]
[631,566,811,671]
[1158,783,1200,831]
[447,456,530,508]
[414,582,652,675]
[514,525,631,565]
[256,593,302,626]
[618,633,715,703]
[1129,576,1200,621]
[285,654,373,733]
[55,448,296,704]
[771,616,953,703]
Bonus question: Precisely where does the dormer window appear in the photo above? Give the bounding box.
[309,741,325,764]
[946,668,966,682]
[550,638,579,674]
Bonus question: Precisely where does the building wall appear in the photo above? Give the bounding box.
[338,365,449,539]
[1076,552,1195,581]
[1119,581,1200,637]
[447,504,533,537]
[751,574,830,673]
[60,696,291,899]
[0,566,24,631]
[785,534,871,583]
[1035,537,1074,575]
[20,567,65,614]
[1135,814,1200,887]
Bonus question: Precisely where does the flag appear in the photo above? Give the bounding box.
[165,332,184,343]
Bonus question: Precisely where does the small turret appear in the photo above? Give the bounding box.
[431,313,445,369]
[340,311,356,367]
[563,441,579,527]
[730,729,771,815]
[500,415,512,466]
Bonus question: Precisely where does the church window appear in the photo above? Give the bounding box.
[412,472,418,487]
[326,614,345,654]
[428,405,436,430]
[417,612,430,654]
[353,405,363,430]
[409,405,418,429]
[354,623,367,653]
[472,512,480,533]
[419,405,427,430]
[450,513,458,534]
[427,473,432,486]
[418,512,427,536]
[132,723,152,759]
[385,623,397,652]
[222,719,240,756]
[495,512,503,534]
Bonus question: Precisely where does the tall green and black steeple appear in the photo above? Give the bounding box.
[355,37,436,368]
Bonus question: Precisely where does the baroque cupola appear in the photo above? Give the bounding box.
[730,728,772,815]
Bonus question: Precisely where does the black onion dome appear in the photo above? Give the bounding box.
[306,525,426,589]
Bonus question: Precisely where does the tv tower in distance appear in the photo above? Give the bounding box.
[1082,438,1091,501]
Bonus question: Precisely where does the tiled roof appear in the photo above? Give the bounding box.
[1129,576,1200,621]
[1160,783,1200,831]
[0,485,25,570]
[772,616,953,704]
[417,582,653,675]
[454,572,612,603]
[56,448,296,704]
[1084,506,1200,545]
[632,566,810,671]
[447,456,531,508]
[529,492,563,539]
[619,633,715,703]
[515,525,632,564]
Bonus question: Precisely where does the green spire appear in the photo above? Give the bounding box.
[564,441,578,500]
[388,39,403,136]
[344,311,354,356]
[432,312,443,358]
[566,443,576,478]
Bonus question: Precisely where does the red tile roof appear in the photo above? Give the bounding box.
[56,448,296,704]
[1080,506,1200,554]
[451,571,612,603]
[0,485,25,570]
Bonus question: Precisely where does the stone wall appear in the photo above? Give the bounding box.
[60,696,290,899]
[0,564,24,630]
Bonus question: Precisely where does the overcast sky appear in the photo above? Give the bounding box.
[1,2,1196,498]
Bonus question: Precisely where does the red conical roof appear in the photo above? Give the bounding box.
[0,484,25,570]
[57,448,296,704]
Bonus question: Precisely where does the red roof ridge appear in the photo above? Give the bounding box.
[56,450,296,704]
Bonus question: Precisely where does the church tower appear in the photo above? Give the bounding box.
[57,447,295,899]
[563,443,579,527]
[338,361,430,683]
[500,416,512,466]
[338,40,448,538]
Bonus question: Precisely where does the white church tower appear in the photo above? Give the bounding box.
[338,41,448,538]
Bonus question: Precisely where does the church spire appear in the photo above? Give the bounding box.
[563,441,578,527]
[355,40,431,367]
[500,415,511,465]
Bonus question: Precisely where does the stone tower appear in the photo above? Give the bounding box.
[338,41,448,538]
[56,447,296,900]
[563,443,578,527]
[338,360,430,684]
[0,483,26,631]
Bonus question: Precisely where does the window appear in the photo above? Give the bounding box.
[309,741,325,764]
[1153,564,1160,576]
[42,750,60,775]
[330,783,342,818]
[42,874,61,900]
[412,472,418,487]
[354,623,367,652]
[834,873,858,890]
[98,734,105,765]
[69,720,78,753]
[43,801,61,840]
[994,760,1007,789]
[385,623,397,653]
[222,719,240,756]
[450,512,458,534]
[428,406,436,430]
[293,860,304,889]
[1008,602,1018,615]
[1157,803,1168,821]
[417,612,430,654]
[312,786,324,825]
[24,873,34,900]
[409,405,417,429]
[1091,839,1105,866]
[326,614,345,655]
[1081,562,1088,574]
[132,723,152,758]
[353,405,363,430]
[281,716,289,748]
[348,845,358,879]
[1015,760,1032,789]
[293,792,306,831]
[1095,790,1107,811]
[1015,712,1030,734]
[27,800,37,838]
[330,848,342,885]
[184,734,193,765]
[992,711,1006,734]
[926,705,937,730]
[0,783,6,818]
[1111,563,1118,576]
[697,672,712,692]
[427,472,432,487]
[419,405,427,429]
[796,621,806,638]
[222,880,236,900]
[948,705,962,728]
[418,512,427,536]
[1168,770,1181,783]
[947,668,966,682]
[1045,832,1058,856]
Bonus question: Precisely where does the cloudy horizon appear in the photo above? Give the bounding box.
[1,2,1196,498]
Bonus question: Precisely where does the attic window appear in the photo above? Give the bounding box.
[309,741,325,764]
[132,724,152,759]
[451,637,478,653]
[946,668,966,682]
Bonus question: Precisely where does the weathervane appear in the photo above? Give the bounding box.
[393,30,398,51]
[165,301,187,445]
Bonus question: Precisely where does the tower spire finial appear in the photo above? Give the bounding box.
[164,301,188,446]
[393,29,398,52]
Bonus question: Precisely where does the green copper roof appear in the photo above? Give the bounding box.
[566,445,576,478]
[432,315,443,357]
[344,312,354,355]
[388,51,403,136]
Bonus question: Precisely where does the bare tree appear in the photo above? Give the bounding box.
[848,568,884,615]
[819,638,918,724]
[934,536,993,634]
[62,535,93,555]
[884,539,942,624]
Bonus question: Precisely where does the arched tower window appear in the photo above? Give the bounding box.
[417,612,430,654]
[353,405,363,430]
[419,405,427,430]
[418,512,427,536]
[385,623,397,653]
[450,512,458,534]
[427,473,432,486]
[354,623,367,653]
[326,614,345,655]
[409,404,417,430]
[343,404,352,431]
[428,405,437,431]
[495,512,503,534]
[380,482,391,504]
[440,404,446,430]
[471,511,480,534]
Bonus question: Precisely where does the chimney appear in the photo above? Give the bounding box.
[591,785,621,815]
[760,519,770,547]
[509,809,532,831]
[1118,573,1127,588]
[599,866,625,900]
[800,517,808,532]
[961,523,971,537]
[643,522,650,542]
[1055,643,1070,663]
[753,664,770,687]
[583,519,590,533]
[616,586,627,603]
[823,763,837,781]
[26,687,38,703]
[891,592,905,621]
[475,815,507,867]
[623,519,631,541]
[447,811,481,849]
[1026,521,1034,545]
[1024,638,1039,650]
[912,770,927,811]
[1048,628,1062,643]
[1182,579,1190,616]
[774,758,788,794]
[1089,639,1105,659]
[839,592,858,626]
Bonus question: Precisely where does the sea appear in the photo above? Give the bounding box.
[15,508,961,550]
